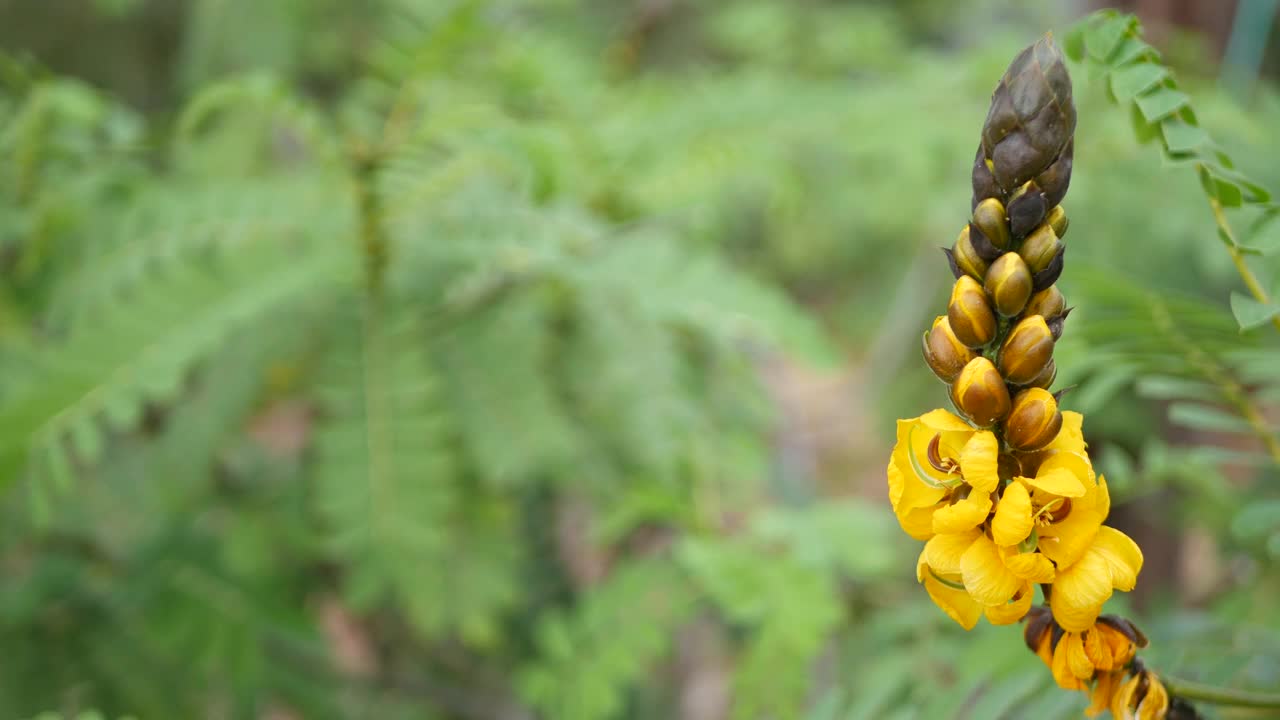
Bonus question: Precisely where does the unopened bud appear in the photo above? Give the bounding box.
[1018,223,1063,273]
[1004,388,1063,452]
[948,276,997,348]
[1027,358,1056,389]
[922,316,977,383]
[1032,245,1065,291]
[1007,182,1047,239]
[1046,205,1068,238]
[971,144,1001,210]
[1035,140,1073,208]
[998,315,1055,385]
[972,198,1011,250]
[984,252,1033,317]
[1024,286,1065,321]
[953,357,1012,427]
[951,226,989,281]
[1047,307,1071,340]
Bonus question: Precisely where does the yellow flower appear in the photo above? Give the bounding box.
[916,530,1034,629]
[1051,526,1144,632]
[1112,670,1170,720]
[1024,609,1151,718]
[887,409,998,540]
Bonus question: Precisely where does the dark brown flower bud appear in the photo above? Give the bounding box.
[980,35,1076,191]
[972,143,1001,209]
[1032,245,1065,291]
[1004,387,1063,451]
[1018,223,1063,273]
[952,357,1011,427]
[1046,205,1068,239]
[972,198,1011,250]
[1027,358,1057,389]
[998,315,1055,385]
[922,316,977,383]
[951,226,989,281]
[1023,285,1065,321]
[1007,182,1048,239]
[1047,307,1071,340]
[984,252,1033,317]
[1035,139,1073,208]
[948,276,997,348]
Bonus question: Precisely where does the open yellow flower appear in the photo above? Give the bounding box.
[1051,526,1144,631]
[916,530,1034,629]
[887,409,999,540]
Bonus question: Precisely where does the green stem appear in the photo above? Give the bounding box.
[1162,675,1280,709]
[1203,186,1280,334]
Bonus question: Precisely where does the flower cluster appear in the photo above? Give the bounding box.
[884,34,1191,719]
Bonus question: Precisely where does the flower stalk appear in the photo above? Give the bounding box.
[880,33,1279,719]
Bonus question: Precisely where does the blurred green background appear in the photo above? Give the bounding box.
[1,1,1279,718]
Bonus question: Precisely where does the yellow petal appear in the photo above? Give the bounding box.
[1023,457,1087,497]
[959,431,999,493]
[1050,635,1087,690]
[960,534,1022,606]
[1138,674,1169,720]
[924,529,981,576]
[921,569,981,630]
[895,500,943,541]
[1000,546,1056,583]
[1096,473,1112,519]
[1092,526,1143,591]
[1083,626,1110,671]
[890,421,948,511]
[1086,671,1122,718]
[991,481,1034,546]
[931,491,992,534]
[1064,631,1095,680]
[918,408,974,433]
[1038,505,1104,570]
[1112,673,1140,719]
[1050,549,1113,632]
[1045,410,1086,454]
[983,581,1033,625]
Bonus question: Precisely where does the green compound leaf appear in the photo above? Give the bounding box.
[1109,62,1167,101]
[1230,292,1280,332]
[1135,86,1189,122]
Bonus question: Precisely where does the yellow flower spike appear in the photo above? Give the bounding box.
[984,581,1033,625]
[917,550,981,630]
[924,529,982,575]
[992,480,1034,546]
[958,430,1000,493]
[999,545,1056,582]
[959,534,1022,606]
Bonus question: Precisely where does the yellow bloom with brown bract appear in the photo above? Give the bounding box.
[886,409,998,540]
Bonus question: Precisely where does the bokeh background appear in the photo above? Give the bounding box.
[1,1,1279,718]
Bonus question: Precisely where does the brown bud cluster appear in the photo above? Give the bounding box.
[928,35,1076,449]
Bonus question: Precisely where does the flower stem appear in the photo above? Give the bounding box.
[1162,675,1280,709]
[1203,186,1280,334]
